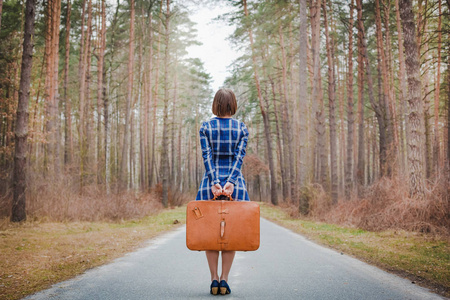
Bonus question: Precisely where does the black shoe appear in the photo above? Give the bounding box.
[219,280,231,295]
[210,280,219,295]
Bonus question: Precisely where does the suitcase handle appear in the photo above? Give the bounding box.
[212,194,234,201]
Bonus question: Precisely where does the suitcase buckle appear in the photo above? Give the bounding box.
[192,207,203,219]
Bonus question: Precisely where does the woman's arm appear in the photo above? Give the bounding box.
[199,122,220,186]
[226,122,249,185]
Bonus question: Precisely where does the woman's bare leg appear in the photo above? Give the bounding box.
[220,251,235,282]
[205,251,220,281]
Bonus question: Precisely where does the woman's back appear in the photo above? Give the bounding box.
[196,117,249,201]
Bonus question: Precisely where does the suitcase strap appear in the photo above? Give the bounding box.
[220,220,225,238]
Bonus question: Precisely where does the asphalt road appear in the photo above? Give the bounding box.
[24,218,445,300]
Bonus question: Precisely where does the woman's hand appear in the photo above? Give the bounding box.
[211,183,223,196]
[223,182,234,196]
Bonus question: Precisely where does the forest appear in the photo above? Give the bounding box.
[0,0,448,233]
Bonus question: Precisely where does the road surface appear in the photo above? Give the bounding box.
[25,218,445,299]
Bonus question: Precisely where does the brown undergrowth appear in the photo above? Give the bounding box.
[328,177,449,236]
[0,173,191,227]
[282,176,449,237]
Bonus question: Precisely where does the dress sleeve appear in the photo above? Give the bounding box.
[200,122,220,186]
[227,122,249,185]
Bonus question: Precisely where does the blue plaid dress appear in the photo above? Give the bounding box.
[196,117,250,201]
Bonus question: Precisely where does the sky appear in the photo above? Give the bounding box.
[185,3,244,93]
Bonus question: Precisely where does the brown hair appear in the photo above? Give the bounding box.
[212,88,237,117]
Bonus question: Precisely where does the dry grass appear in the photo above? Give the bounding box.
[260,203,450,298]
[288,177,449,236]
[326,177,449,235]
[0,206,187,300]
[0,173,192,224]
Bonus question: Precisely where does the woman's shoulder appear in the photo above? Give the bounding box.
[201,117,247,129]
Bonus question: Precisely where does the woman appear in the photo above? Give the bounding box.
[195,88,250,295]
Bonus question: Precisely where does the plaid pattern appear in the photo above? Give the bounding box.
[196,117,250,201]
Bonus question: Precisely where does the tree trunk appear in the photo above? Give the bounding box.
[119,0,135,190]
[11,0,35,222]
[269,77,286,200]
[278,24,296,203]
[346,0,355,197]
[63,0,72,166]
[0,0,3,35]
[243,0,278,205]
[356,0,385,182]
[44,0,54,175]
[356,23,365,193]
[311,0,327,187]
[84,1,92,173]
[52,0,61,174]
[399,0,425,199]
[160,0,170,208]
[395,0,408,173]
[323,0,338,203]
[96,0,106,184]
[375,0,396,176]
[298,0,307,185]
[145,10,153,190]
[171,55,178,186]
[433,0,442,174]
[150,1,163,188]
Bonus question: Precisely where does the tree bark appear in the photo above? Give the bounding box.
[243,0,278,205]
[52,0,61,174]
[399,0,425,199]
[375,0,396,176]
[150,1,163,188]
[171,55,178,186]
[279,25,294,202]
[119,0,135,190]
[323,0,338,203]
[12,0,35,222]
[356,0,386,181]
[160,0,170,207]
[145,9,153,190]
[84,1,92,173]
[356,22,365,193]
[311,0,327,187]
[0,0,3,35]
[345,0,355,197]
[395,0,408,173]
[63,0,72,166]
[298,0,307,186]
[96,0,106,184]
[433,0,442,174]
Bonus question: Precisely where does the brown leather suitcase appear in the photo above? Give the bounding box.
[186,196,260,251]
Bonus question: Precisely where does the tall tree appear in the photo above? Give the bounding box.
[395,0,408,172]
[323,0,338,202]
[0,0,3,34]
[11,0,36,222]
[356,0,386,179]
[63,0,72,166]
[279,20,295,202]
[298,0,308,212]
[243,0,278,205]
[119,0,135,190]
[298,0,307,184]
[97,0,106,183]
[399,0,425,198]
[433,0,442,174]
[345,0,355,196]
[160,0,170,207]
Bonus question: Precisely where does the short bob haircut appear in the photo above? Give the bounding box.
[212,88,237,117]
